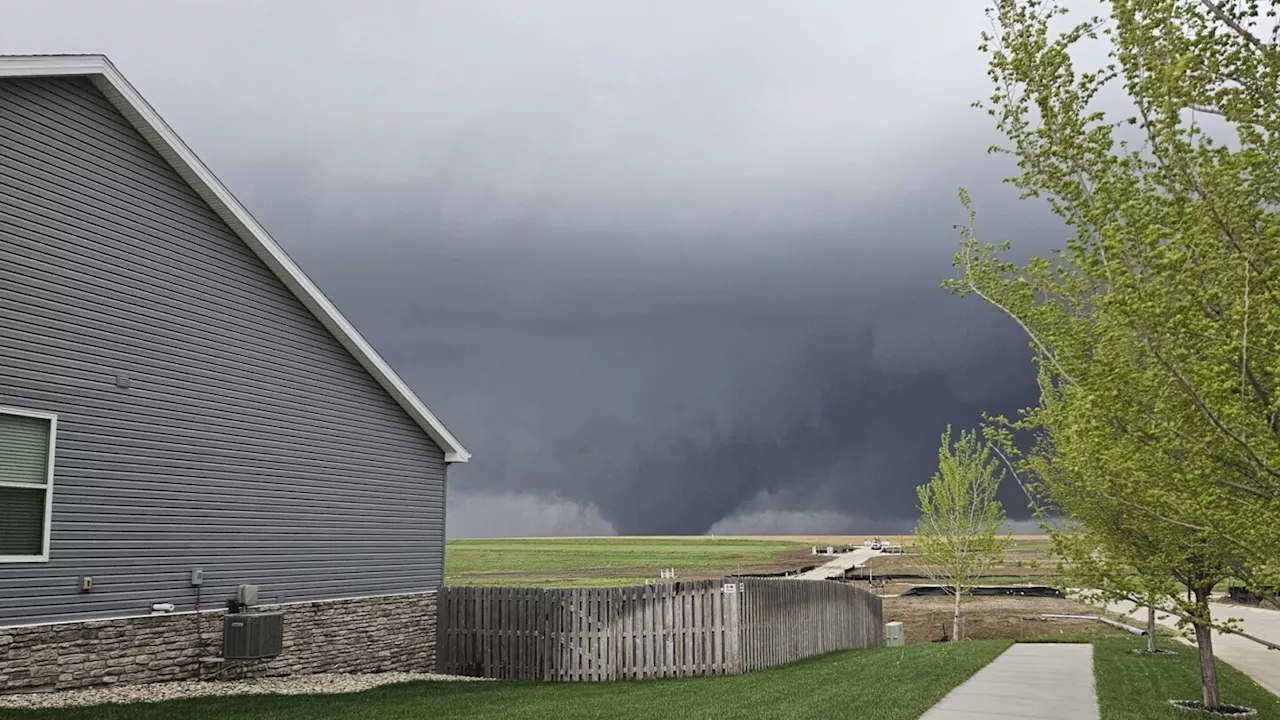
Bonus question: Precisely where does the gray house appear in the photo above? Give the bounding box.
[0,54,468,691]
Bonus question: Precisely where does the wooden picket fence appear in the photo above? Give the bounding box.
[614,580,740,679]
[739,577,884,671]
[436,578,882,681]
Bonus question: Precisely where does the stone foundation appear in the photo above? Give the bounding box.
[0,592,437,693]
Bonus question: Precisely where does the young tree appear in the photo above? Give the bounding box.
[1002,409,1235,661]
[914,426,1011,642]
[989,348,1249,706]
[951,0,1280,710]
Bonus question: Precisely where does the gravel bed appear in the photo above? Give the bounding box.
[0,672,491,709]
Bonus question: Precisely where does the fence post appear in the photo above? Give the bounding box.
[726,579,742,674]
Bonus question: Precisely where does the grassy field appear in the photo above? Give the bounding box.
[445,535,1056,588]
[2,641,1013,720]
[445,537,813,587]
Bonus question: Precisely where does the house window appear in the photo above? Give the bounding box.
[0,407,56,563]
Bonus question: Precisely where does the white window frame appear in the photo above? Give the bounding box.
[0,406,56,563]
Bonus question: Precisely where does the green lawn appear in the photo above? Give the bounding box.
[9,636,1279,719]
[1094,636,1280,718]
[2,641,1012,720]
[445,538,808,587]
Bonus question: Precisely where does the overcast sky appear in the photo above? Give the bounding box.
[1,1,1075,536]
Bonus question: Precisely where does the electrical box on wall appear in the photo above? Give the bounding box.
[79,576,93,592]
[190,568,204,587]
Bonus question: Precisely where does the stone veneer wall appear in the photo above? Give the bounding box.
[0,592,437,693]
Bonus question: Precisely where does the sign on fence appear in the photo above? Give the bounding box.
[436,579,883,682]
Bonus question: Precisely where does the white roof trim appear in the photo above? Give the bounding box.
[0,55,469,462]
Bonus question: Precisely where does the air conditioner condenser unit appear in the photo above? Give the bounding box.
[223,612,284,660]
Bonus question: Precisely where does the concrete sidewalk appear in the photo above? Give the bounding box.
[919,643,1099,720]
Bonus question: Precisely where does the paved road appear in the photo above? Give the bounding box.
[1105,600,1280,698]
[791,547,881,581]
[920,643,1099,720]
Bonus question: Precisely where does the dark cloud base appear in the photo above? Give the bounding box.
[291,213,1051,535]
[587,324,1040,534]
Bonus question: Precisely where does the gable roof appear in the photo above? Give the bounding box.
[0,54,470,463]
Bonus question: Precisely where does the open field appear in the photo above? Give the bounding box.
[445,537,814,587]
[446,535,1055,588]
[491,534,921,544]
[463,534,1046,545]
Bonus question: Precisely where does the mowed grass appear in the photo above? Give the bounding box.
[446,537,809,587]
[1094,636,1280,719]
[13,635,1278,720]
[2,641,1012,720]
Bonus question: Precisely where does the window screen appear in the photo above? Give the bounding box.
[0,412,53,559]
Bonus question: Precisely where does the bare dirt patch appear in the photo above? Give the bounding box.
[883,595,1123,644]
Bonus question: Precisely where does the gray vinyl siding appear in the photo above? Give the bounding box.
[0,76,447,627]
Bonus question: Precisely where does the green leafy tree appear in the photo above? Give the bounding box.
[951,0,1280,710]
[914,426,1011,642]
[998,410,1235,659]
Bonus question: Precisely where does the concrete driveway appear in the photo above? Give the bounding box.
[791,547,882,581]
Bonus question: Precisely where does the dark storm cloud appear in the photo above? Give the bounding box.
[0,1,1070,534]
[284,186,1059,534]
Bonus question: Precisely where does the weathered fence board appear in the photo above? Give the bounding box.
[436,578,881,681]
[737,578,884,671]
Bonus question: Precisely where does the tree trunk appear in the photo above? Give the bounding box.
[953,584,962,641]
[1191,587,1222,711]
[1147,605,1158,653]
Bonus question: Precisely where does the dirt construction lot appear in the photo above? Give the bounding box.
[882,595,1120,643]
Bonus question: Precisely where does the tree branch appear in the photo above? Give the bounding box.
[1189,104,1228,117]
[1095,490,1258,557]
[1144,340,1280,488]
[1197,0,1267,52]
[1105,385,1275,500]
[960,270,1080,387]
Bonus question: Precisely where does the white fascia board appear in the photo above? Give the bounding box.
[0,55,469,462]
